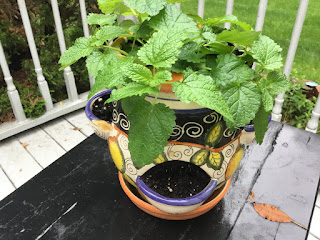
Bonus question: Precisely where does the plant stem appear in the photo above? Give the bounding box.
[131,38,136,51]
[153,92,159,105]
[101,46,129,56]
[292,221,307,230]
[136,38,145,45]
[152,66,156,77]
[184,35,201,44]
[200,66,212,71]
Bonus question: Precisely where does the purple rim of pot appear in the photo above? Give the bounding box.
[136,176,217,206]
[244,116,272,132]
[85,89,112,122]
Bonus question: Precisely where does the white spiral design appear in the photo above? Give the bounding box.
[120,117,130,130]
[112,108,130,130]
[212,161,228,179]
[203,112,222,124]
[118,134,129,150]
[112,101,118,107]
[170,122,204,141]
[183,146,194,156]
[125,158,137,175]
[223,127,241,139]
[224,143,236,158]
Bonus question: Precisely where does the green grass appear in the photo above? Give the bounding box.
[181,0,320,82]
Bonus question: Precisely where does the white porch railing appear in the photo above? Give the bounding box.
[0,0,319,141]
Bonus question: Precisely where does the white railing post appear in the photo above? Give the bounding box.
[255,0,268,31]
[0,42,26,122]
[224,0,234,29]
[79,0,95,88]
[197,0,205,18]
[272,0,309,122]
[306,97,320,133]
[17,0,54,111]
[51,0,79,102]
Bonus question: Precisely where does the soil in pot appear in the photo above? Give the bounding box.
[140,160,211,198]
[92,94,113,121]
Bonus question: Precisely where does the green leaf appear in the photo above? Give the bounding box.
[154,70,172,86]
[148,3,199,33]
[59,37,93,69]
[86,50,118,78]
[88,78,108,100]
[123,64,153,84]
[202,42,233,54]
[211,53,254,87]
[124,0,166,16]
[217,30,260,46]
[205,15,252,32]
[115,4,132,16]
[121,96,176,168]
[86,13,117,26]
[98,0,122,14]
[171,60,201,73]
[136,20,153,40]
[172,70,234,122]
[91,26,127,46]
[166,0,186,3]
[259,71,290,111]
[251,35,283,70]
[253,104,270,144]
[107,82,159,102]
[95,56,135,89]
[119,20,136,31]
[222,82,261,126]
[179,42,205,63]
[137,30,185,68]
[202,32,217,42]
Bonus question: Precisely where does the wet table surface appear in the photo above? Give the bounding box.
[0,121,319,240]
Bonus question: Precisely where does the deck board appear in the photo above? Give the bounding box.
[16,127,66,168]
[64,110,94,137]
[316,192,320,208]
[41,117,87,151]
[310,206,320,238]
[0,137,42,188]
[0,167,15,201]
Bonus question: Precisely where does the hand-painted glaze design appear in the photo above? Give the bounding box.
[85,90,245,190]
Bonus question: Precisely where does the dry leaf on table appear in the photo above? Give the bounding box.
[72,127,82,131]
[252,202,307,230]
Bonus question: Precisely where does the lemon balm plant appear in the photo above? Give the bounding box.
[59,0,290,169]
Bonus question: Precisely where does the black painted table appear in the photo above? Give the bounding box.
[0,122,320,240]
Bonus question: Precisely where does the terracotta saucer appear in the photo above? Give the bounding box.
[118,172,231,220]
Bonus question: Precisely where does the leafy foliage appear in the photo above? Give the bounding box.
[121,96,176,168]
[58,2,290,168]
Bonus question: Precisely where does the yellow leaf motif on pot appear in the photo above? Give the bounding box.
[153,152,168,164]
[207,152,224,170]
[204,121,224,147]
[190,149,209,166]
[108,136,125,173]
[225,145,244,179]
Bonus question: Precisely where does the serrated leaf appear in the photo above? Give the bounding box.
[205,15,252,32]
[88,79,107,100]
[115,4,132,16]
[107,82,159,102]
[86,50,118,78]
[98,0,122,14]
[91,26,127,46]
[154,70,172,86]
[202,32,217,42]
[171,60,201,73]
[222,82,261,126]
[179,42,205,63]
[123,63,153,84]
[259,72,290,111]
[202,42,233,54]
[217,30,260,46]
[86,13,117,26]
[137,30,185,68]
[121,96,176,168]
[119,20,136,31]
[172,70,234,122]
[211,54,254,87]
[148,3,199,33]
[59,37,93,69]
[166,0,186,3]
[251,35,283,70]
[136,20,153,40]
[124,0,166,16]
[253,104,270,144]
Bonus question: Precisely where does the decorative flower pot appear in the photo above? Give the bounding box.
[85,74,245,216]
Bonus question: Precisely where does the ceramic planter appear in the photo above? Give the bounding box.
[85,75,246,216]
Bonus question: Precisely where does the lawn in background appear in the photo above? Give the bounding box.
[182,0,320,82]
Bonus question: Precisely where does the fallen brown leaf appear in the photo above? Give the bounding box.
[19,169,22,172]
[252,202,307,230]
[72,127,82,131]
[21,142,29,148]
[249,191,255,201]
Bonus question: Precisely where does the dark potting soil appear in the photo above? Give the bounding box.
[92,94,113,121]
[140,161,211,199]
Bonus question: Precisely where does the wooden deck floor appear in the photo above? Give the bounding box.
[0,110,319,239]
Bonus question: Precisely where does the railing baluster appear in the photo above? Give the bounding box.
[224,0,234,29]
[255,0,268,31]
[272,0,310,122]
[17,0,53,111]
[51,0,79,102]
[306,97,320,133]
[0,42,26,122]
[79,0,95,88]
[197,0,205,18]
